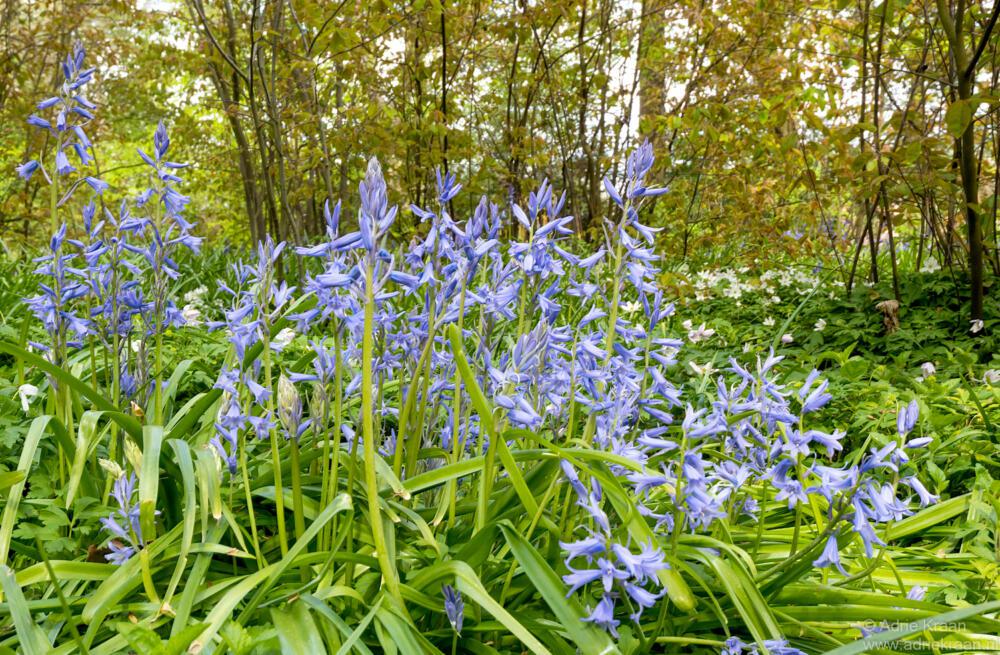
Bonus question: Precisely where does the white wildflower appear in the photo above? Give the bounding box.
[689,361,717,377]
[985,369,1000,385]
[971,319,985,334]
[920,362,936,379]
[781,333,794,344]
[763,316,775,327]
[181,304,201,326]
[272,327,296,349]
[182,285,207,306]
[814,318,827,332]
[687,323,716,343]
[17,383,39,413]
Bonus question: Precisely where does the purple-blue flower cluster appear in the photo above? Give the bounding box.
[18,42,106,196]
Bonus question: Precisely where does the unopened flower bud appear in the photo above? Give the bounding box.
[277,374,302,439]
[99,458,125,479]
[124,438,143,478]
[310,383,329,424]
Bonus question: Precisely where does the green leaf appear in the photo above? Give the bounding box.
[945,99,974,138]
[82,523,183,628]
[116,622,164,654]
[0,565,50,655]
[448,323,538,528]
[821,600,1000,655]
[498,522,619,655]
[271,601,326,655]
[139,425,164,540]
[162,622,209,655]
[0,416,59,572]
[408,560,552,654]
[0,341,142,439]
[0,471,25,493]
[65,410,107,509]
[885,493,970,540]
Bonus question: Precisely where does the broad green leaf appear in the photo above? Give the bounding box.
[821,600,1000,655]
[0,565,50,655]
[271,601,326,655]
[498,522,619,655]
[408,560,551,654]
[945,99,974,138]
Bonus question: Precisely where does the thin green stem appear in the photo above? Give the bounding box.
[362,259,401,603]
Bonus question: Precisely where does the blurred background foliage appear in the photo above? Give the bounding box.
[1,0,999,302]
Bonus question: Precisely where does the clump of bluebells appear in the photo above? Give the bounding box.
[19,43,199,566]
[98,469,145,565]
[15,43,943,654]
[560,461,668,636]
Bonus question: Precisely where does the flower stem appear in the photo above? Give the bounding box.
[362,260,401,602]
[262,318,288,557]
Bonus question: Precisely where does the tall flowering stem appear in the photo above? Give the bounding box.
[357,158,402,602]
[361,256,400,600]
[259,241,289,556]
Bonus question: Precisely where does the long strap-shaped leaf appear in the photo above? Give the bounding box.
[65,410,107,509]
[0,341,142,439]
[162,439,197,608]
[447,324,538,528]
[498,522,619,655]
[139,425,164,539]
[0,415,65,574]
[407,559,551,655]
[821,599,1000,655]
[0,565,50,655]
[237,493,353,622]
[271,601,326,655]
[14,560,114,586]
[184,494,353,649]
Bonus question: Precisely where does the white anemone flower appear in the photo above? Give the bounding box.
[17,383,39,413]
[689,361,717,377]
[687,323,715,343]
[272,327,297,350]
[181,304,201,326]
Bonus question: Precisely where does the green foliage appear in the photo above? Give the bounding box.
[0,250,996,653]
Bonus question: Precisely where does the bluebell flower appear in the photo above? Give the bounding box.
[27,114,52,131]
[442,584,464,634]
[100,472,150,565]
[896,399,919,436]
[582,595,620,637]
[799,370,832,413]
[813,534,848,574]
[16,160,40,180]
